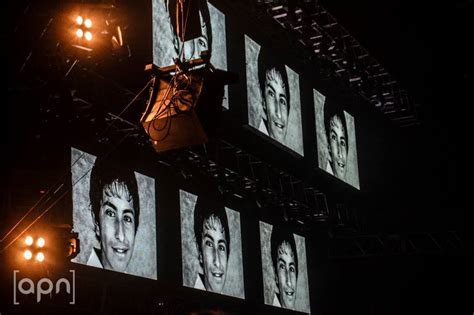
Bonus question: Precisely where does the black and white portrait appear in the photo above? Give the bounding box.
[260,221,310,313]
[71,148,157,280]
[180,190,245,299]
[314,89,360,189]
[245,35,304,156]
[152,0,228,108]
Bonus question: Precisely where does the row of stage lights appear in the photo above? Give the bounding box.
[23,235,46,262]
[75,15,93,41]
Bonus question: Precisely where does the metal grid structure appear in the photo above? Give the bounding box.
[258,1,420,127]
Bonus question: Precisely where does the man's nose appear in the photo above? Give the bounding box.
[213,249,221,268]
[115,219,125,242]
[274,102,282,119]
[286,271,293,288]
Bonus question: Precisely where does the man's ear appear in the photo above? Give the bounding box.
[261,99,268,121]
[91,210,101,240]
[274,268,280,294]
[197,252,204,275]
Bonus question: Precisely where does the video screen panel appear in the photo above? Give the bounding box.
[180,190,245,299]
[152,0,228,108]
[314,89,360,189]
[71,148,157,280]
[245,35,304,156]
[260,221,310,313]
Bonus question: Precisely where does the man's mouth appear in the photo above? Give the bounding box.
[272,121,285,130]
[211,271,224,279]
[337,161,345,169]
[112,247,128,255]
[285,290,295,297]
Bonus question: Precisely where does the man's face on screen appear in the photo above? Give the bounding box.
[263,68,289,143]
[275,241,297,309]
[199,214,228,293]
[98,181,137,272]
[181,12,209,61]
[328,115,348,180]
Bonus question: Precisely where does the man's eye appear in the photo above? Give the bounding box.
[218,245,226,252]
[331,134,337,141]
[340,140,346,147]
[124,215,133,224]
[279,263,286,271]
[105,209,115,217]
[290,266,296,273]
[268,90,275,98]
[198,38,207,48]
[279,98,287,107]
[205,240,213,248]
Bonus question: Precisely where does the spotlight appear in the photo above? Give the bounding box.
[84,18,92,28]
[36,252,45,262]
[25,236,34,246]
[37,237,45,248]
[76,28,84,38]
[24,250,33,260]
[85,31,92,41]
[76,15,83,25]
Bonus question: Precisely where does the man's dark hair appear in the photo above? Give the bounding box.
[193,196,230,259]
[257,45,290,112]
[89,155,140,232]
[270,224,298,278]
[168,0,213,56]
[323,97,348,153]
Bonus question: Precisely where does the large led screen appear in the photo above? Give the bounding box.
[152,0,228,108]
[314,89,360,189]
[245,35,304,156]
[260,221,310,313]
[180,190,245,299]
[71,148,157,280]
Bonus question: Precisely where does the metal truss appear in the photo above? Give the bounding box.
[329,231,467,258]
[258,1,420,127]
[158,140,330,225]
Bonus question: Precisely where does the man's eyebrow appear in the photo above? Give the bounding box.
[203,233,215,242]
[102,201,117,210]
[123,209,135,216]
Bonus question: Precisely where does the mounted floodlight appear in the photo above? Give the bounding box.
[25,236,34,246]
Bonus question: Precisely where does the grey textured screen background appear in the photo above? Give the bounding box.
[152,0,228,109]
[260,221,311,313]
[180,190,245,299]
[71,148,157,280]
[314,89,360,189]
[245,35,304,156]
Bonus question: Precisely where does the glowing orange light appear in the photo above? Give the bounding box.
[37,237,45,248]
[84,18,92,28]
[36,252,45,262]
[85,31,92,41]
[76,28,84,38]
[25,236,34,246]
[24,250,33,260]
[76,16,83,25]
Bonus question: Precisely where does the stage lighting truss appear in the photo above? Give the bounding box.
[258,1,419,127]
[157,139,329,226]
[329,231,466,258]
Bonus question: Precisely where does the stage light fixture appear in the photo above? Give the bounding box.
[85,31,92,41]
[25,236,34,246]
[24,250,33,260]
[76,28,84,38]
[36,252,45,262]
[76,15,83,25]
[37,237,45,248]
[84,18,92,28]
